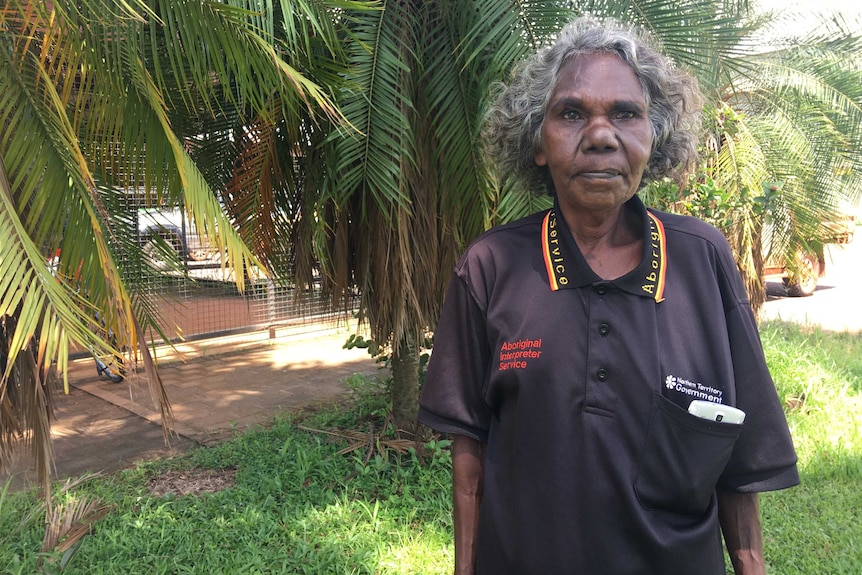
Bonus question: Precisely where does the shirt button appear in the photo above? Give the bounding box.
[595,285,607,295]
[597,368,609,381]
[598,323,610,336]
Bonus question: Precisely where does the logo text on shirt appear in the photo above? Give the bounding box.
[643,212,667,302]
[499,339,543,371]
[542,211,569,290]
[665,374,723,403]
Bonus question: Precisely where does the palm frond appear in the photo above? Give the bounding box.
[1,0,354,489]
[0,19,121,377]
[424,2,498,241]
[493,180,553,224]
[461,0,574,73]
[41,494,113,557]
[329,0,415,213]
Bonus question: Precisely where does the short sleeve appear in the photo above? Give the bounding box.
[418,272,492,441]
[717,264,799,492]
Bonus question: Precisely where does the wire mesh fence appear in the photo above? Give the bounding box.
[138,276,357,343]
[120,193,357,345]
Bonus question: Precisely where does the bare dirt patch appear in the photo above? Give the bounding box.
[147,467,237,497]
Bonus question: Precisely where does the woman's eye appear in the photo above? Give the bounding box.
[615,110,637,120]
[562,110,583,120]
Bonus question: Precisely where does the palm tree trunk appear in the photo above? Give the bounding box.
[390,334,419,432]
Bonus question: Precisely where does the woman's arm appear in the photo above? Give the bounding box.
[718,490,766,575]
[452,434,486,575]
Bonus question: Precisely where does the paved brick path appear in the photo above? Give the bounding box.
[2,329,378,491]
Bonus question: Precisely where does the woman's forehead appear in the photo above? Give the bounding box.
[551,52,646,104]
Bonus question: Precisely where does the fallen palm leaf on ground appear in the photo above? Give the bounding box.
[296,424,417,459]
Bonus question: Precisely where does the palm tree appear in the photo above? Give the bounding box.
[295,1,587,431]
[643,5,862,309]
[269,0,762,430]
[711,7,862,306]
[309,1,532,430]
[279,0,859,431]
[0,0,350,495]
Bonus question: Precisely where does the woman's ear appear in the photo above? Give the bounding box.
[535,145,547,167]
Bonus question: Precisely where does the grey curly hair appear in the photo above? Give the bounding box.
[484,16,703,196]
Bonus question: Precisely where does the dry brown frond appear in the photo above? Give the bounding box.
[0,316,55,498]
[132,313,175,444]
[41,495,113,556]
[296,424,417,457]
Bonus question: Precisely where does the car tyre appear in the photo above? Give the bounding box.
[783,251,821,297]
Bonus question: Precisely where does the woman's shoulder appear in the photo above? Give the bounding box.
[453,210,548,278]
[461,211,547,255]
[648,208,748,301]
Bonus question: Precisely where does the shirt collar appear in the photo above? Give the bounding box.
[540,195,667,302]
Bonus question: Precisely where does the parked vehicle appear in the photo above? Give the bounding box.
[138,206,213,266]
[763,213,856,296]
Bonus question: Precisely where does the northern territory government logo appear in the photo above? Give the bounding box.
[665,374,724,403]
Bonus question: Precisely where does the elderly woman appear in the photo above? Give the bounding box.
[418,17,798,575]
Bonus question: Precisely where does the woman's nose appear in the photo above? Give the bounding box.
[582,117,618,151]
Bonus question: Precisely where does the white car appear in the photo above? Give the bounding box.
[138,206,213,265]
[763,214,855,296]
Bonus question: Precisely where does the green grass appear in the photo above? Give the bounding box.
[757,321,862,574]
[1,321,860,574]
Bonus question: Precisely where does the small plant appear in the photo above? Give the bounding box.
[641,175,760,238]
[343,332,433,382]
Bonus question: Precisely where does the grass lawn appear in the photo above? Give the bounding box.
[758,321,862,574]
[1,321,860,574]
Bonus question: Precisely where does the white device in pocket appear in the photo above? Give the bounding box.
[688,400,745,424]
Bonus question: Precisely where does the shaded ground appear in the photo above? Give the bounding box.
[2,329,378,492]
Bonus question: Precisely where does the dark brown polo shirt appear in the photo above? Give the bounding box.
[419,195,798,575]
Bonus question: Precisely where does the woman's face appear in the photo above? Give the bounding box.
[535,52,653,218]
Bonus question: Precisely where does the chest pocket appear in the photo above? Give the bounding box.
[634,393,742,515]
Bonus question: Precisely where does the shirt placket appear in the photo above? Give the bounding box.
[583,282,619,416]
